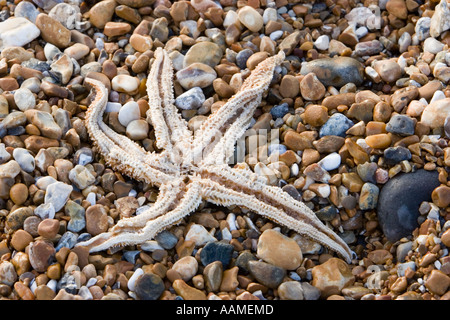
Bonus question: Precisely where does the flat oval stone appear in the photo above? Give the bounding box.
[300,57,364,87]
[176,62,217,90]
[377,169,440,242]
[183,42,223,68]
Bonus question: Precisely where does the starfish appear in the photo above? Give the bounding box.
[76,48,354,263]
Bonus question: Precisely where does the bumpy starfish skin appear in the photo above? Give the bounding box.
[77,48,354,263]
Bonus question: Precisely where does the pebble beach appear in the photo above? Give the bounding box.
[0,0,449,301]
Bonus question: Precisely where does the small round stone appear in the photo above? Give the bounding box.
[126,120,149,140]
[9,183,28,205]
[11,229,33,251]
[134,273,165,300]
[118,101,141,127]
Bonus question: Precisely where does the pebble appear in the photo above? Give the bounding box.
[311,258,354,298]
[37,219,60,239]
[372,59,402,83]
[176,63,217,90]
[172,256,198,282]
[432,186,450,208]
[0,17,40,50]
[377,170,440,242]
[318,152,341,171]
[24,110,62,140]
[126,120,149,140]
[173,279,207,300]
[319,113,354,138]
[34,203,55,220]
[85,204,108,236]
[111,75,140,93]
[415,17,431,40]
[50,54,73,84]
[238,6,263,32]
[257,229,303,270]
[28,240,56,272]
[300,56,364,87]
[88,0,116,29]
[118,101,141,127]
[200,241,234,268]
[185,224,217,246]
[14,1,40,23]
[14,88,36,112]
[430,0,450,38]
[49,3,79,28]
[300,73,326,101]
[421,98,450,129]
[134,273,165,300]
[270,103,289,119]
[0,261,17,286]
[35,13,71,48]
[314,35,329,51]
[425,270,450,296]
[175,87,205,110]
[383,146,411,165]
[13,148,35,172]
[248,260,286,289]
[183,42,222,68]
[423,37,445,54]
[44,182,73,212]
[203,261,223,292]
[385,114,415,136]
[278,281,304,300]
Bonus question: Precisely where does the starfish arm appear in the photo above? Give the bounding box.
[114,179,186,230]
[199,165,353,263]
[191,51,285,166]
[84,78,174,184]
[76,180,203,252]
[147,47,193,163]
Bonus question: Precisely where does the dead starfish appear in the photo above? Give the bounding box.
[77,48,354,263]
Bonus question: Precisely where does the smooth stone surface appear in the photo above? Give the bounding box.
[421,98,450,129]
[300,57,364,87]
[134,273,165,300]
[377,170,440,242]
[0,17,40,50]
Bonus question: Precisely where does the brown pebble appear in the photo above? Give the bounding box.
[37,219,60,239]
[9,183,28,205]
[11,230,33,251]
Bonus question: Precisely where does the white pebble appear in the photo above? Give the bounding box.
[127,268,144,292]
[14,88,36,111]
[430,90,446,104]
[13,148,35,172]
[318,152,341,171]
[86,192,96,205]
[86,277,97,287]
[269,30,283,41]
[290,163,299,176]
[226,213,237,231]
[118,101,141,127]
[314,35,329,51]
[221,227,232,241]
